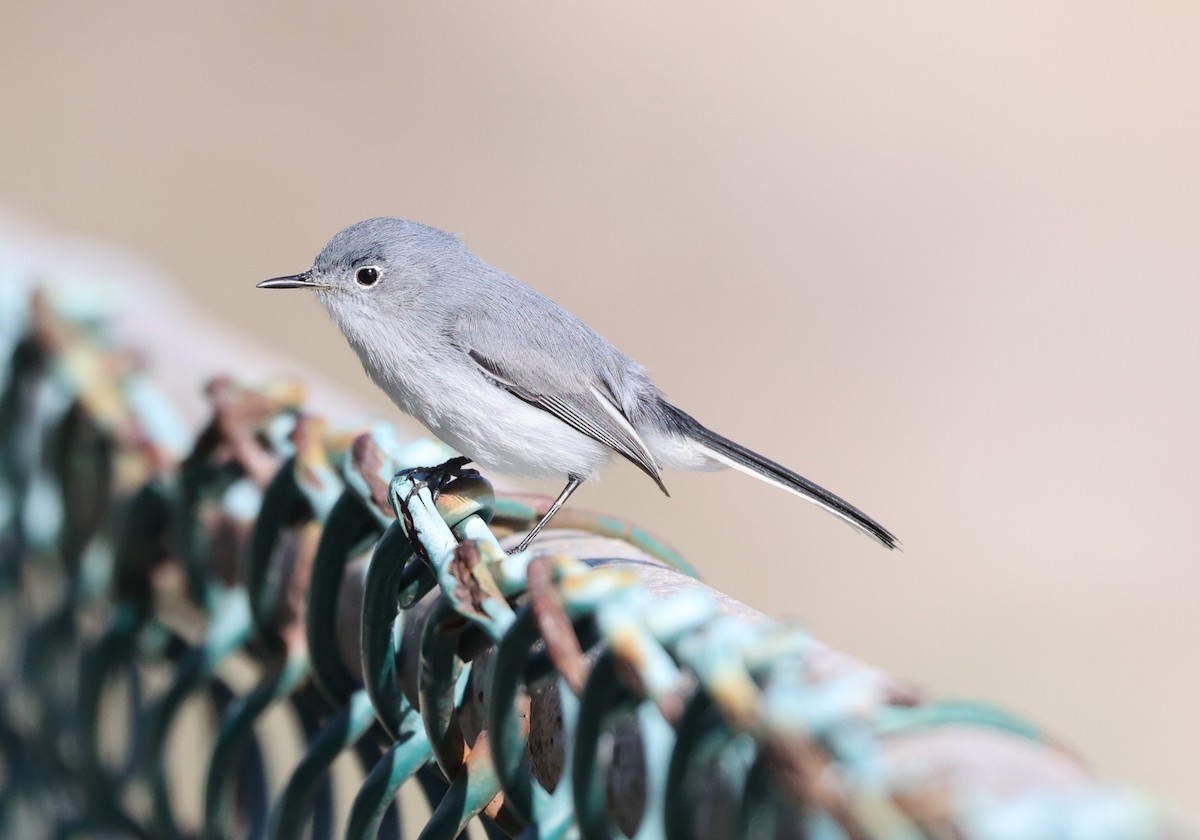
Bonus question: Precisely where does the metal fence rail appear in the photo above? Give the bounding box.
[0,275,1190,839]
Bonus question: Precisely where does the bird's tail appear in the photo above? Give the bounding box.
[658,401,898,549]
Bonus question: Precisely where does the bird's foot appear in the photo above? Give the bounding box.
[396,456,475,504]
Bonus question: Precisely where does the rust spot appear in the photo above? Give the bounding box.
[885,681,924,707]
[889,789,960,839]
[350,433,394,518]
[203,378,284,486]
[481,790,508,822]
[203,510,247,588]
[291,415,330,491]
[28,290,67,354]
[464,733,524,835]
[758,734,867,839]
[611,638,648,700]
[655,686,688,726]
[448,540,487,617]
[277,522,322,653]
[290,413,313,454]
[526,555,589,696]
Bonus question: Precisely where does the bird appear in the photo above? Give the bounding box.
[258,217,897,552]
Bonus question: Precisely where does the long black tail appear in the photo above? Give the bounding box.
[659,401,898,550]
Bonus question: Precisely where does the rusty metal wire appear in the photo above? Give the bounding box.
[0,276,1192,840]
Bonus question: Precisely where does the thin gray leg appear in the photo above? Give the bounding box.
[511,475,583,554]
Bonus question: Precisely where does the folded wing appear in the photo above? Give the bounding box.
[466,347,668,495]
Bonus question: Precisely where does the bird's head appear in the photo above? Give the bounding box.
[257,216,463,338]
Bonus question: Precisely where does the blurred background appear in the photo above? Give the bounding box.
[1,1,1196,819]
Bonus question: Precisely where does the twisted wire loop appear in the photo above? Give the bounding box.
[0,275,1193,840]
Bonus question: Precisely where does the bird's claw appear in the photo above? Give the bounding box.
[398,456,474,503]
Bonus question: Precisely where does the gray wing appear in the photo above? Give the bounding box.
[464,346,669,495]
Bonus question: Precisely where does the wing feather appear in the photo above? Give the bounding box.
[466,348,668,495]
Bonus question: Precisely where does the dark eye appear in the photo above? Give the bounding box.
[355,266,380,287]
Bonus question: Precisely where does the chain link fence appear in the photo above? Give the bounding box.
[0,248,1190,839]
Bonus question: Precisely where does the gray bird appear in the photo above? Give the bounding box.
[259,217,897,552]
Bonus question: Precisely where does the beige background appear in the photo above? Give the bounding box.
[2,1,1197,821]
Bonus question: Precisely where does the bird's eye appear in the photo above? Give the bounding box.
[355,266,380,287]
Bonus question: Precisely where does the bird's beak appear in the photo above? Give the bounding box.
[256,270,328,290]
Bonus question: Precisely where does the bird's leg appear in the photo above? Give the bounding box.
[510,475,583,554]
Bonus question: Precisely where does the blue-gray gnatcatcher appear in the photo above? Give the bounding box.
[259,217,897,552]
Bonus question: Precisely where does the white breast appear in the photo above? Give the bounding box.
[360,337,612,479]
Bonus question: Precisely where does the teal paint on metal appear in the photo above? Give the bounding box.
[308,490,381,703]
[491,496,538,521]
[345,720,432,840]
[142,587,253,840]
[416,741,508,840]
[663,690,741,840]
[418,597,473,779]
[872,698,1048,743]
[967,791,1166,840]
[572,651,640,840]
[360,519,417,738]
[123,374,192,460]
[203,648,309,840]
[75,603,146,834]
[488,606,558,823]
[246,455,312,642]
[1,288,1190,840]
[636,700,676,839]
[266,688,378,840]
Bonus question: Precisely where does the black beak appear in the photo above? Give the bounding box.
[256,271,327,290]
